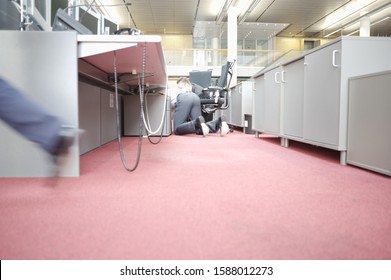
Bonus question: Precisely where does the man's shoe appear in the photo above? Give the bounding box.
[54,136,74,158]
[219,116,229,137]
[195,116,209,137]
[51,126,78,176]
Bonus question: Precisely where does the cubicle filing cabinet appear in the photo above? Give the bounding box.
[252,74,265,132]
[253,36,391,164]
[264,67,282,135]
[282,58,305,139]
[347,70,391,176]
[229,81,254,129]
[252,67,282,136]
[230,85,242,127]
[303,41,342,147]
[300,38,391,155]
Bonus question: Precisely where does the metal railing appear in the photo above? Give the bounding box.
[163,48,303,78]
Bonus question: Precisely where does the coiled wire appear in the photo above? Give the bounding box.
[113,50,142,172]
[112,40,168,171]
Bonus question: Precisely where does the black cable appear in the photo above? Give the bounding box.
[113,40,167,170]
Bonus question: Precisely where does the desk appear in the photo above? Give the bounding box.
[0,32,166,177]
[77,35,167,93]
[77,35,168,154]
[77,35,167,154]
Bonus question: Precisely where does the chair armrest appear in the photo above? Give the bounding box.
[202,86,224,91]
[200,98,225,105]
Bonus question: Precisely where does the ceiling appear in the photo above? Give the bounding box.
[89,0,391,40]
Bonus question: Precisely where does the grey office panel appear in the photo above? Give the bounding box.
[51,0,69,26]
[103,18,119,34]
[123,95,171,136]
[0,0,20,30]
[0,31,79,177]
[78,81,101,155]
[347,71,391,176]
[100,88,119,145]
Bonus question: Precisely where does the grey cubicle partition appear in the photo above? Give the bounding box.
[78,81,101,155]
[78,81,119,155]
[347,70,391,176]
[0,0,20,30]
[0,31,79,177]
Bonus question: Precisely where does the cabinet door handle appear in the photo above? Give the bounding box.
[281,71,286,83]
[275,72,281,83]
[332,50,340,67]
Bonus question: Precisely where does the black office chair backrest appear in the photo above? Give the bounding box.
[216,63,229,88]
[193,61,235,114]
[216,60,235,88]
[189,70,212,88]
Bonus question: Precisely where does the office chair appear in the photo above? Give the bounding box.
[190,60,235,117]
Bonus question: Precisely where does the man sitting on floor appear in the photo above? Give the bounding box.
[171,77,229,137]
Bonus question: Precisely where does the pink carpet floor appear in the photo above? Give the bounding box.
[0,131,390,260]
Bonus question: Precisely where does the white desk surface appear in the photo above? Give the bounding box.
[77,35,167,90]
